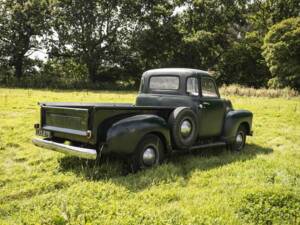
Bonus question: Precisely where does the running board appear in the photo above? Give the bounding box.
[189,142,226,150]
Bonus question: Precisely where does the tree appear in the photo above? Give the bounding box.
[262,17,300,89]
[219,31,270,87]
[50,0,131,82]
[248,0,300,35]
[120,0,180,84]
[175,0,248,70]
[0,0,51,79]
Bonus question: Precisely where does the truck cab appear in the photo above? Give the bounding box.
[33,68,253,171]
[137,68,228,138]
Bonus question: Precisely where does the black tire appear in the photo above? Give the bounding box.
[168,107,198,149]
[130,134,164,172]
[229,125,247,151]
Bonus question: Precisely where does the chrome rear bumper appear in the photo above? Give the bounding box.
[32,138,97,160]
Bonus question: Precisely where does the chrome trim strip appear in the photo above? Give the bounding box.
[42,106,89,112]
[32,138,97,160]
[42,126,87,136]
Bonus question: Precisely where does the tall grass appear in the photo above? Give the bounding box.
[220,84,299,98]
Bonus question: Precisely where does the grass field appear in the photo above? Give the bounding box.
[0,88,300,225]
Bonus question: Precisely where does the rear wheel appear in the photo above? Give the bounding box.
[229,125,247,151]
[130,134,164,172]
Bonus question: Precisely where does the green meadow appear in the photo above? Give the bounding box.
[0,88,300,225]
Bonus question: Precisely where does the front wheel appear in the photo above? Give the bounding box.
[129,134,164,172]
[229,125,247,151]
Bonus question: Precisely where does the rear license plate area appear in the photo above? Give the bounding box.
[36,129,52,138]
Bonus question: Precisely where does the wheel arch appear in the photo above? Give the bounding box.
[222,110,253,143]
[105,114,172,155]
[240,121,251,135]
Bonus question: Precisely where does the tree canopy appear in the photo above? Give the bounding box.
[0,0,51,78]
[0,0,299,90]
[263,17,300,89]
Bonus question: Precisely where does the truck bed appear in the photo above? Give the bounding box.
[39,102,175,145]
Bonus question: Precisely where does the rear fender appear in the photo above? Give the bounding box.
[105,115,171,155]
[222,110,253,143]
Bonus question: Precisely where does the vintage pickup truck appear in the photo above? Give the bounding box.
[33,68,253,170]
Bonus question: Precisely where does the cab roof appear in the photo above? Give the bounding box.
[142,68,211,78]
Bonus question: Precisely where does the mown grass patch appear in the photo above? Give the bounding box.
[0,88,300,224]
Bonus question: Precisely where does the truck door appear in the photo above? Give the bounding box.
[197,77,225,137]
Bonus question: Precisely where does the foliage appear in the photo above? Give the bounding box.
[248,0,300,34]
[0,0,52,78]
[50,0,132,82]
[39,58,88,88]
[0,0,299,89]
[219,32,270,87]
[0,89,300,224]
[262,17,300,90]
[127,0,179,68]
[176,0,247,70]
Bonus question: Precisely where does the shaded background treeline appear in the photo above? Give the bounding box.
[0,0,299,90]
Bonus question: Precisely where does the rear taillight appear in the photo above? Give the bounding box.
[86,130,92,139]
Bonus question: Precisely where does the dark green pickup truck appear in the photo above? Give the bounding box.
[33,68,253,170]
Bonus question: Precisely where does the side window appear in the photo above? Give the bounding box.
[201,78,218,98]
[186,77,199,96]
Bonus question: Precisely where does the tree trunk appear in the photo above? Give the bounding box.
[14,56,24,79]
[86,60,98,82]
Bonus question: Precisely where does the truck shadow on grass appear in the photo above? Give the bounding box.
[58,143,273,191]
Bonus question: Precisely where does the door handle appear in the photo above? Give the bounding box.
[199,102,210,109]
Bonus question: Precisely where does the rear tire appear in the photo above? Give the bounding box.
[229,125,247,151]
[168,107,198,149]
[129,134,164,172]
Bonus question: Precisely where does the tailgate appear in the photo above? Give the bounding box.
[41,106,90,136]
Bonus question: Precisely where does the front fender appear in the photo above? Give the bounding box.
[105,114,171,155]
[222,110,253,143]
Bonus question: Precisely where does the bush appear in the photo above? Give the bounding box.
[0,59,138,90]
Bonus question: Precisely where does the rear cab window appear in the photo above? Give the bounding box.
[201,77,219,98]
[149,76,179,90]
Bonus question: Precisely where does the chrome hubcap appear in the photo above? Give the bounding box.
[236,133,244,147]
[180,120,192,137]
[142,147,156,166]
